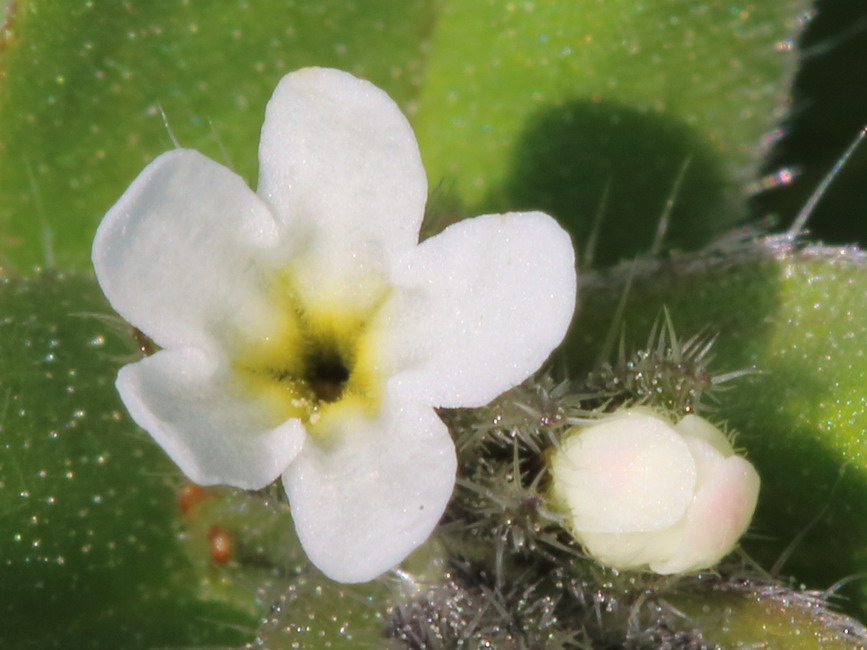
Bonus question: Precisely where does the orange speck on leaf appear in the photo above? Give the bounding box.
[207,525,233,565]
[177,482,208,515]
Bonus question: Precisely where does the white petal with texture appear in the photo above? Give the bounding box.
[650,455,761,574]
[676,414,734,456]
[384,211,576,408]
[117,347,306,489]
[258,68,427,308]
[93,149,281,350]
[283,399,456,583]
[578,529,673,570]
[553,412,696,533]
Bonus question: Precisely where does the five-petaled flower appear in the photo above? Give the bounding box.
[93,67,577,582]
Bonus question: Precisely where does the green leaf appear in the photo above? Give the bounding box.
[0,1,809,271]
[567,241,867,619]
[0,0,436,272]
[413,0,807,265]
[0,272,253,647]
[669,580,867,648]
[253,572,391,648]
[176,485,309,609]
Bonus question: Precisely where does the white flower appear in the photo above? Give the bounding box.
[92,67,577,583]
[550,408,760,574]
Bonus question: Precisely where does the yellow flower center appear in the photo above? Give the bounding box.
[233,274,386,437]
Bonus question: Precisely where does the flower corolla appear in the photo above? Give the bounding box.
[92,68,577,582]
[550,408,760,574]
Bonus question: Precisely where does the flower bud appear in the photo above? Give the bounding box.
[550,408,760,574]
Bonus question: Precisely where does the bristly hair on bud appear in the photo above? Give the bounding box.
[436,371,591,583]
[578,308,754,416]
[384,561,571,649]
[438,442,574,582]
[440,371,571,457]
[381,556,867,650]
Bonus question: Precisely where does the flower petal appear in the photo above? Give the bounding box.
[385,211,577,408]
[578,529,667,570]
[92,149,281,350]
[282,399,456,583]
[117,347,306,489]
[552,412,696,533]
[257,67,427,307]
[649,455,761,574]
[683,436,728,485]
[675,414,734,456]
